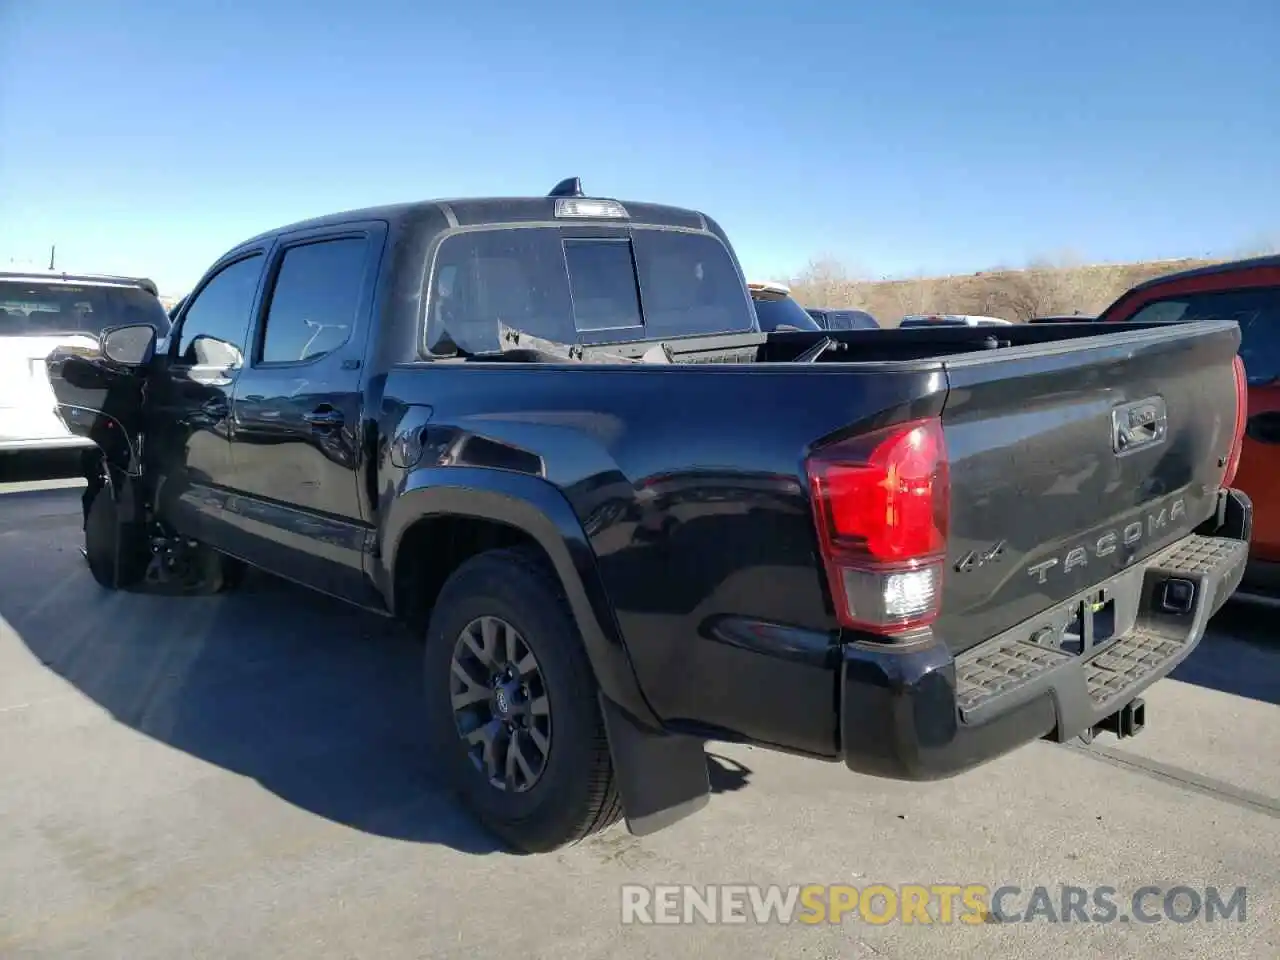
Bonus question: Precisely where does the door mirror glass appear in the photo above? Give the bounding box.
[100,323,157,366]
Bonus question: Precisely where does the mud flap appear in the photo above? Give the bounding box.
[598,693,710,837]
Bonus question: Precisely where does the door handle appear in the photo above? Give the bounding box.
[302,406,345,430]
[201,399,230,419]
[1246,412,1280,445]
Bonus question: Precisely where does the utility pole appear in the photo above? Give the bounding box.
[48,244,56,271]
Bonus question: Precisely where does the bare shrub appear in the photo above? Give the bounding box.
[787,256,1224,324]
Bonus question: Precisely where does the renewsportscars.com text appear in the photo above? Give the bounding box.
[620,884,1248,925]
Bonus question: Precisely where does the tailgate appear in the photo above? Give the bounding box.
[935,318,1242,653]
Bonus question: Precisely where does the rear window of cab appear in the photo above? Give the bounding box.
[424,227,754,355]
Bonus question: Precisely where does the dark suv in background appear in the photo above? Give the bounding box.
[805,307,880,330]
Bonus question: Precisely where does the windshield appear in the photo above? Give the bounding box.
[1123,286,1280,384]
[752,295,822,332]
[0,279,171,339]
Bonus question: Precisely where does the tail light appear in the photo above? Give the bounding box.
[805,417,950,637]
[1223,354,1248,486]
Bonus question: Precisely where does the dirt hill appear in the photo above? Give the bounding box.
[785,257,1224,326]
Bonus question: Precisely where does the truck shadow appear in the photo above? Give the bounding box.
[7,565,505,853]
[3,548,747,853]
[705,752,752,792]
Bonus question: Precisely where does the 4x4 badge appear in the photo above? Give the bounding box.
[955,540,1006,573]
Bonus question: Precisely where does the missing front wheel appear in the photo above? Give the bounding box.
[142,533,239,595]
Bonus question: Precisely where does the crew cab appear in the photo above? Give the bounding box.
[1098,254,1278,595]
[48,179,1251,853]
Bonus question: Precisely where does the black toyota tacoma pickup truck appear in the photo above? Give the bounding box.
[48,180,1252,853]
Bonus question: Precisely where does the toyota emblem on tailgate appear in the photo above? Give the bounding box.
[1112,396,1168,455]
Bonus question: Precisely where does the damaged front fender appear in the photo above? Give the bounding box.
[45,349,147,477]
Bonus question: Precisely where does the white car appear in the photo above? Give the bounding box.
[0,271,170,454]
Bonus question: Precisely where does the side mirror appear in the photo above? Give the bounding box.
[100,323,157,367]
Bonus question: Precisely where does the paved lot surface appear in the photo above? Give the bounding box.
[0,453,1277,958]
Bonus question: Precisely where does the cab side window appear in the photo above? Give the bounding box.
[176,254,263,368]
[258,238,367,364]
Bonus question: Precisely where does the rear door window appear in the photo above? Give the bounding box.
[425,226,752,354]
[1127,287,1280,384]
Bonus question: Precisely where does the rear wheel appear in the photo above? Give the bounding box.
[423,547,622,853]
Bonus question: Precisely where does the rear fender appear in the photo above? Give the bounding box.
[379,466,660,728]
[378,467,714,837]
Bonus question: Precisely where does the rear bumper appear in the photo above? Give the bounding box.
[839,488,1251,781]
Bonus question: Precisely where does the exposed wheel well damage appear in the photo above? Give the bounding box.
[391,514,549,631]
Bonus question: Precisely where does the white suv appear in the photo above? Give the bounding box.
[0,271,170,453]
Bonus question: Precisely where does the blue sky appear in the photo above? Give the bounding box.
[2,0,1278,296]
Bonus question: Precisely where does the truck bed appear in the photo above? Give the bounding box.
[466,316,1176,367]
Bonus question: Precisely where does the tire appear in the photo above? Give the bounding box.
[84,483,148,590]
[423,546,622,853]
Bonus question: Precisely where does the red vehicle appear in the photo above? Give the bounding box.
[1100,255,1279,594]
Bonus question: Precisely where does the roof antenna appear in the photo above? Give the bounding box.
[548,177,584,198]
